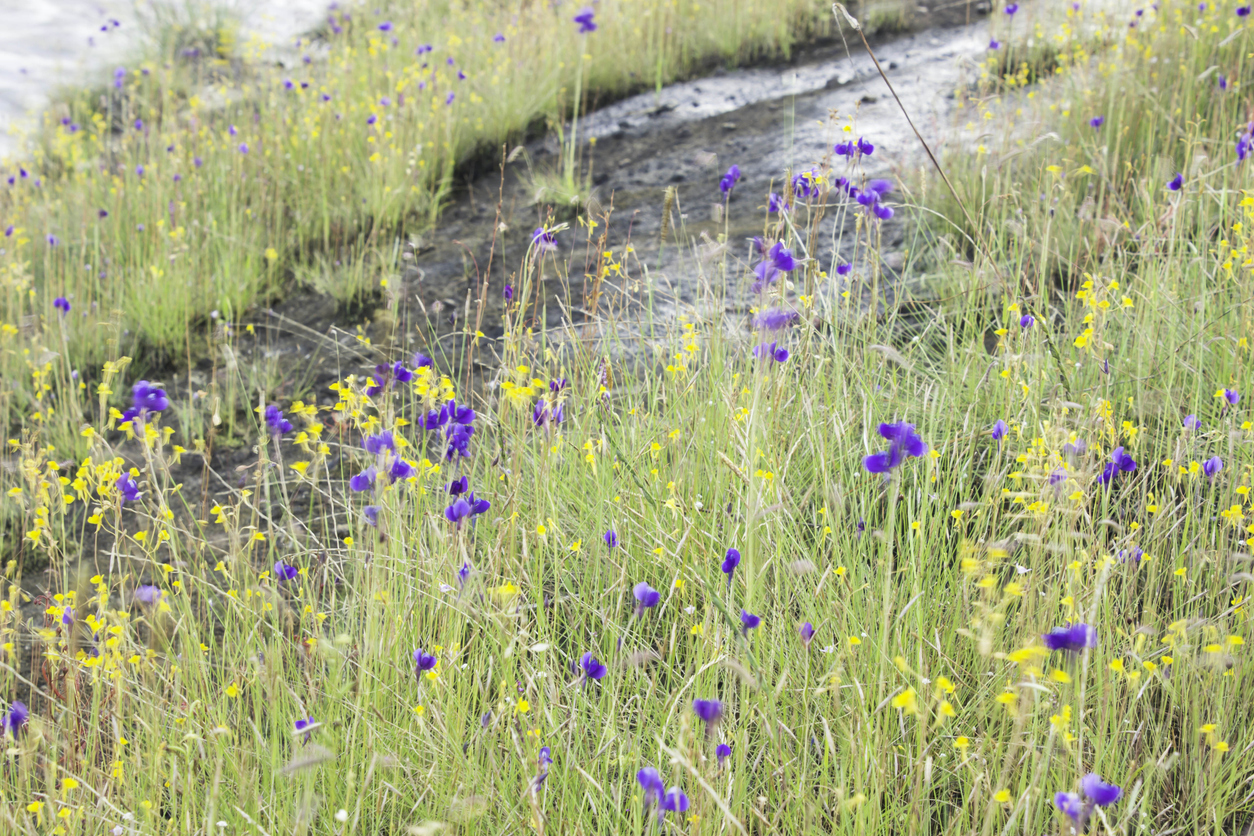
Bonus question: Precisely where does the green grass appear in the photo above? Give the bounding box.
[2,0,1254,834]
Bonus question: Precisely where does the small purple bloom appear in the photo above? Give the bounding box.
[116,474,141,502]
[633,582,661,615]
[3,701,27,738]
[503,283,514,301]
[1043,623,1096,653]
[1183,414,1201,430]
[53,297,70,316]
[660,787,689,820]
[362,431,396,455]
[1097,446,1137,486]
[573,7,597,32]
[1203,456,1223,479]
[493,33,505,42]
[1080,773,1122,806]
[580,652,607,681]
[991,419,1009,441]
[857,136,874,156]
[378,21,393,31]
[532,227,558,252]
[414,648,437,672]
[836,262,852,276]
[1054,792,1085,827]
[1223,388,1240,406]
[134,585,163,605]
[800,621,815,648]
[273,561,299,582]
[47,234,59,246]
[767,192,789,213]
[692,698,723,724]
[989,39,1001,50]
[754,308,798,332]
[1089,116,1105,129]
[719,164,741,196]
[1005,3,1019,13]
[1167,172,1183,191]
[753,341,790,363]
[721,548,740,584]
[864,422,928,474]
[715,743,732,764]
[363,505,381,527]
[294,717,315,742]
[740,609,760,635]
[1239,5,1251,16]
[637,767,665,806]
[604,529,618,548]
[444,493,490,528]
[264,404,292,435]
[1020,314,1035,328]
[349,467,376,492]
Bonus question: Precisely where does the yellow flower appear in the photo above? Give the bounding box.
[954,736,970,751]
[890,688,919,716]
[994,789,1011,804]
[225,682,240,699]
[516,699,530,713]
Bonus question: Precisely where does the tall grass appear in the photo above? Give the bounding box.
[2,0,1253,834]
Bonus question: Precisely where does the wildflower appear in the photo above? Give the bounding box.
[1080,773,1122,806]
[4,701,27,737]
[857,136,874,155]
[125,380,170,422]
[855,179,894,221]
[660,787,690,822]
[116,474,141,502]
[349,466,377,492]
[134,585,163,605]
[264,405,292,435]
[864,422,928,474]
[1054,792,1085,828]
[1219,74,1228,89]
[532,398,565,429]
[378,21,392,31]
[1167,173,1183,191]
[53,297,70,316]
[1097,446,1137,485]
[989,39,1001,49]
[716,743,732,765]
[580,652,607,681]
[1020,314,1035,328]
[1220,388,1240,406]
[444,493,490,529]
[1239,6,1251,16]
[836,262,852,276]
[768,192,789,213]
[719,164,741,196]
[1203,456,1223,480]
[363,506,381,527]
[754,308,798,332]
[503,283,514,301]
[604,530,618,548]
[753,341,790,363]
[532,227,558,253]
[362,431,396,455]
[294,717,315,742]
[991,419,1009,441]
[1089,116,1105,129]
[273,561,299,582]
[740,609,760,636]
[721,548,740,587]
[535,746,553,787]
[750,240,798,292]
[1043,623,1096,653]
[637,767,665,809]
[413,648,437,674]
[793,169,823,199]
[493,33,505,42]
[800,621,815,648]
[573,7,597,32]
[1005,3,1019,13]
[693,698,723,726]
[633,582,661,616]
[1183,414,1202,430]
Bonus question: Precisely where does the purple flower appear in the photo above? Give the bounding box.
[793,169,823,199]
[751,241,798,292]
[116,474,141,502]
[660,787,689,820]
[573,7,597,32]
[721,547,740,585]
[864,422,928,474]
[349,466,376,492]
[238,143,248,154]
[378,21,393,31]
[1219,74,1229,90]
[753,341,790,363]
[389,457,414,482]
[1090,116,1105,129]
[364,505,381,527]
[264,404,292,435]
[767,192,789,213]
[493,32,505,42]
[4,701,27,738]
[633,582,661,616]
[754,308,798,332]
[1222,388,1240,406]
[991,419,1009,441]
[1203,456,1223,479]
[134,585,163,605]
[532,398,565,429]
[1005,3,1019,13]
[412,352,433,369]
[447,476,469,496]
[988,39,1001,49]
[1239,5,1251,16]
[47,234,59,246]
[129,380,170,418]
[1062,439,1087,460]
[715,743,732,764]
[800,621,815,648]
[857,136,874,156]
[294,717,315,742]
[719,164,741,196]
[580,652,607,681]
[740,609,760,635]
[1183,414,1201,430]
[414,648,437,673]
[836,262,852,276]
[503,283,514,301]
[1043,623,1096,653]
[61,607,74,627]
[53,297,70,316]
[855,179,895,221]
[273,561,299,582]
[1167,172,1183,191]
[604,529,619,548]
[457,561,471,588]
[1097,446,1137,485]
[692,699,722,725]
[1054,792,1085,828]
[444,493,490,529]
[637,767,665,806]
[1020,314,1035,328]
[362,431,396,455]
[1080,773,1122,806]
[532,227,558,252]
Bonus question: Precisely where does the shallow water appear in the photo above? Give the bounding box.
[0,0,330,157]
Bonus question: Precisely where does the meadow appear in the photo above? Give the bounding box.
[2,0,1253,834]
